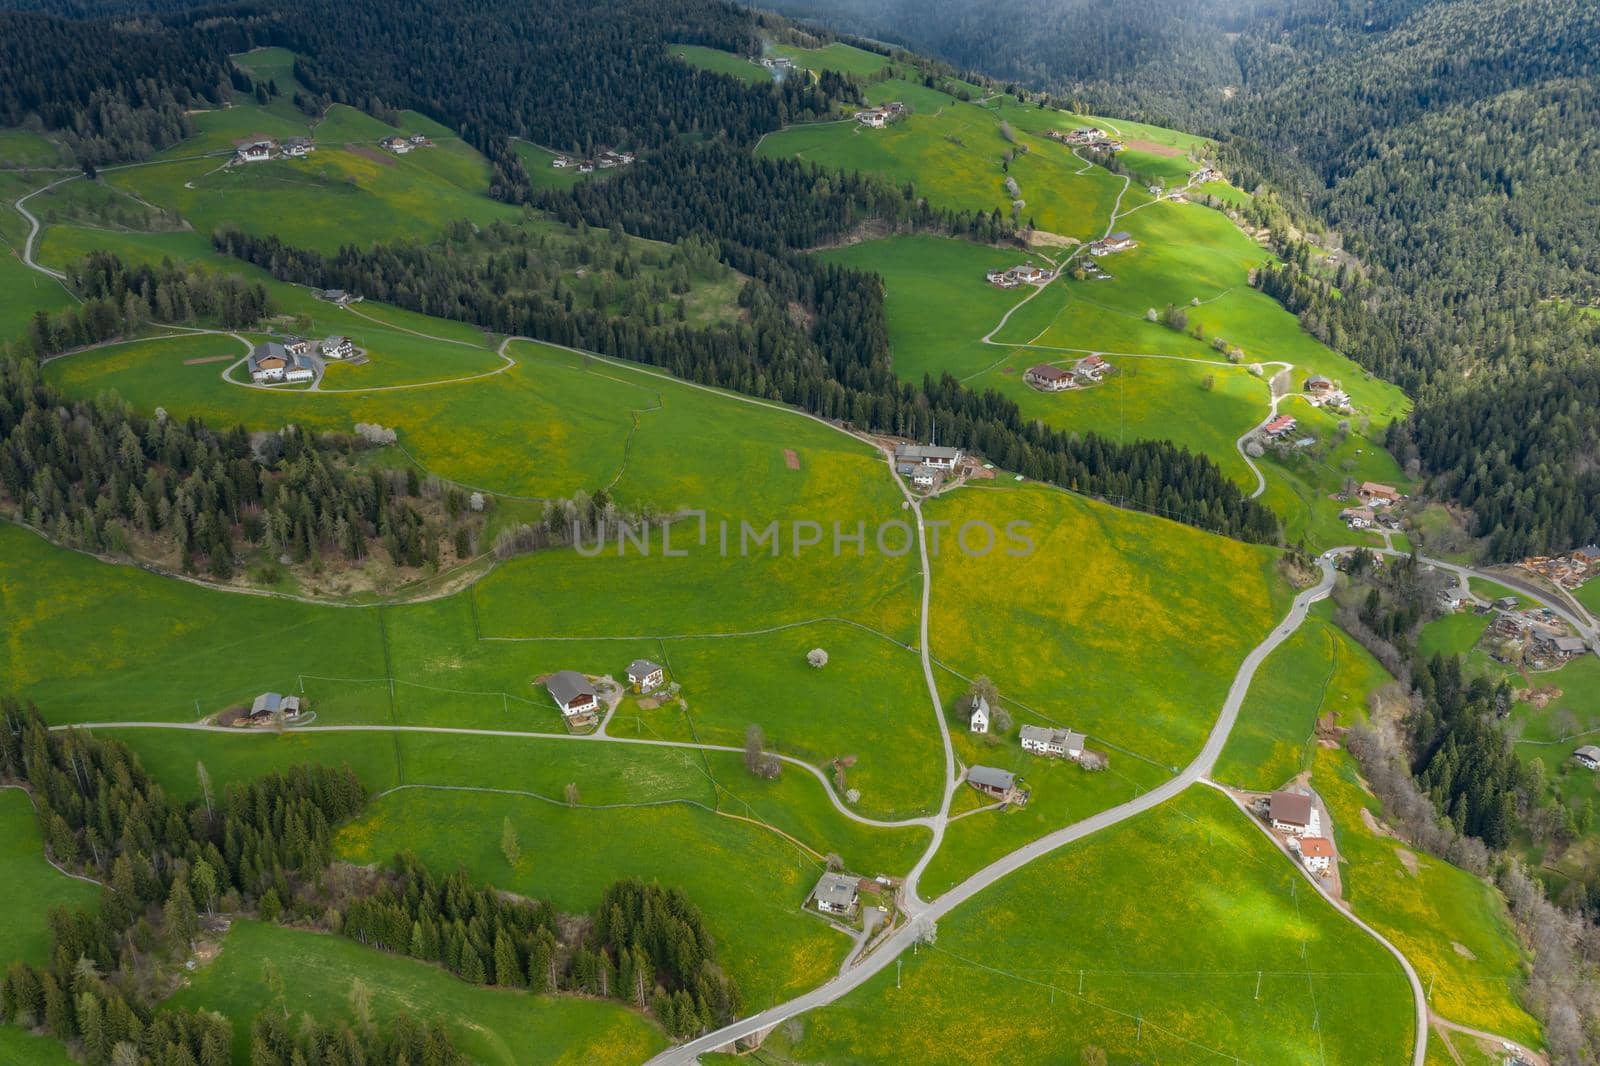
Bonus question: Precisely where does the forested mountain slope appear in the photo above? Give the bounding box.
[766,0,1600,558]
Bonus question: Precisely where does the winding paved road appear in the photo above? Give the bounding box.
[644,559,1338,1064]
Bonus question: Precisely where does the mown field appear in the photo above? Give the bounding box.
[163,919,667,1065]
[775,787,1416,1064]
[0,789,101,968]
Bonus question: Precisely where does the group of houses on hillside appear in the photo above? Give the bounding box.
[1023,354,1111,392]
[1047,127,1125,152]
[380,134,434,154]
[1339,482,1403,530]
[1088,232,1136,256]
[246,334,358,385]
[856,102,906,128]
[551,149,635,173]
[234,137,316,164]
[894,442,965,489]
[985,263,1054,289]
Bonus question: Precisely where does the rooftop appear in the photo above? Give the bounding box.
[968,765,1016,790]
[1299,837,1335,858]
[1269,790,1313,826]
[545,670,595,706]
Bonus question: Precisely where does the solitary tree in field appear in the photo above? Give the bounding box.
[501,816,521,868]
[807,648,828,668]
[564,782,581,806]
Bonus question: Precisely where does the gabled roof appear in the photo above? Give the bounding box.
[1028,364,1072,381]
[546,670,595,706]
[1576,745,1600,761]
[1269,790,1313,826]
[970,695,990,719]
[811,871,859,908]
[251,692,282,716]
[627,659,662,679]
[967,765,1016,790]
[1108,231,1132,241]
[895,443,963,461]
[1020,724,1085,749]
[1299,837,1334,858]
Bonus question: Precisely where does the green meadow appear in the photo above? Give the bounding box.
[670,44,772,84]
[768,42,890,77]
[335,735,929,1009]
[1215,599,1393,790]
[924,483,1287,768]
[0,789,100,968]
[607,621,946,819]
[0,1028,76,1065]
[0,128,72,168]
[1312,746,1540,1046]
[758,80,1124,243]
[164,919,666,1065]
[780,787,1415,1065]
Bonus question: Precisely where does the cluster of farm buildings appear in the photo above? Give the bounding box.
[1088,232,1136,257]
[1339,482,1402,530]
[247,334,357,385]
[1047,127,1125,152]
[1482,605,1589,668]
[379,134,434,154]
[856,101,906,128]
[541,659,665,729]
[234,133,431,165]
[234,137,315,164]
[1023,354,1112,392]
[1258,790,1337,876]
[985,263,1054,289]
[893,442,966,490]
[550,149,635,173]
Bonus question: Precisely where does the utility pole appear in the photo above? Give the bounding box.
[1255,971,1262,1000]
[896,960,901,989]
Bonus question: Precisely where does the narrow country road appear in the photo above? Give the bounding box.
[50,720,934,832]
[643,559,1339,1064]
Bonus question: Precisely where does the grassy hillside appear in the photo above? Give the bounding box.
[335,736,928,1009]
[670,44,772,84]
[0,790,100,969]
[1214,599,1392,791]
[914,482,1287,892]
[776,787,1416,1064]
[164,919,666,1065]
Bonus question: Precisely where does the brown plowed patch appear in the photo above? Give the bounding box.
[784,448,800,470]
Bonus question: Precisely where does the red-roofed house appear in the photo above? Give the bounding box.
[1263,414,1297,438]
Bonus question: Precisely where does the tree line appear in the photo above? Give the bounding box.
[1,697,751,1055]
[0,353,486,580]
[8,252,273,365]
[342,859,741,1038]
[0,698,440,1066]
